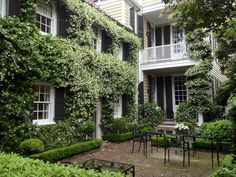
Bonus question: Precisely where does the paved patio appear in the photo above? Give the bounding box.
[63,141,224,177]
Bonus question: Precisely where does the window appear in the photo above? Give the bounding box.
[36,0,56,34]
[92,27,102,51]
[174,76,187,105]
[33,83,55,125]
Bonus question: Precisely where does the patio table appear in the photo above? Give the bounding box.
[81,158,135,177]
[144,131,163,157]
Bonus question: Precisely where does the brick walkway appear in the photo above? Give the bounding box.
[63,141,224,177]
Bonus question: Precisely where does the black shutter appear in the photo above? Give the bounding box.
[137,15,144,48]
[165,76,173,119]
[129,7,135,31]
[156,77,164,110]
[9,0,20,16]
[155,27,162,46]
[122,42,129,61]
[54,87,65,121]
[147,22,152,47]
[122,95,128,116]
[138,81,144,104]
[101,30,109,52]
[57,5,68,37]
[164,25,171,45]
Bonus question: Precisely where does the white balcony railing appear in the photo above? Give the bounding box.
[142,43,187,62]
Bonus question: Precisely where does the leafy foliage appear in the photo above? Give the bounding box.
[176,102,197,123]
[0,152,123,177]
[210,155,236,177]
[19,138,44,155]
[0,0,140,152]
[138,103,164,127]
[199,120,233,140]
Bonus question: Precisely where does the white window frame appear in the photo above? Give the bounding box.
[33,81,55,125]
[172,75,187,113]
[114,95,122,118]
[118,43,123,60]
[0,0,8,17]
[36,0,57,35]
[93,28,102,52]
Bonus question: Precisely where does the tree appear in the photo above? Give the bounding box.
[163,0,236,163]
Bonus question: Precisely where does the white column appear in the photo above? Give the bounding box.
[96,101,102,139]
[198,112,204,126]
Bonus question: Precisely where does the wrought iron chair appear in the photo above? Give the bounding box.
[164,134,190,166]
[131,129,146,154]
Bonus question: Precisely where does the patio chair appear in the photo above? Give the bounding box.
[131,129,146,154]
[164,134,190,166]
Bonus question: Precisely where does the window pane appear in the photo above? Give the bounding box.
[38,112,43,119]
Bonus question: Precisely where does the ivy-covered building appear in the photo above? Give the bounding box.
[0,0,140,138]
[95,0,227,129]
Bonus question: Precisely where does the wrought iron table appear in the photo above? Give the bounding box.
[81,158,135,177]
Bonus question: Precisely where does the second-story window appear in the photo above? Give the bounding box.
[36,0,55,34]
[93,27,102,52]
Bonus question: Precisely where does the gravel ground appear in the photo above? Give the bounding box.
[62,141,225,177]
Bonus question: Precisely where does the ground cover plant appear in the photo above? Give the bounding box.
[0,152,123,177]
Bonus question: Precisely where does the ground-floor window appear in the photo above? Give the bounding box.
[174,76,187,105]
[33,83,55,125]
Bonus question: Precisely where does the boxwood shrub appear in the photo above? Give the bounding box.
[103,132,133,142]
[19,138,45,155]
[102,127,152,143]
[31,139,102,162]
[0,152,123,177]
[151,136,232,152]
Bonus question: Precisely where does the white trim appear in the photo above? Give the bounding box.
[33,81,55,125]
[140,58,199,71]
[36,0,57,35]
[118,43,123,60]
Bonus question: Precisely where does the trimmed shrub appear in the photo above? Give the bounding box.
[138,103,164,127]
[102,127,152,143]
[210,155,236,177]
[30,139,102,162]
[199,119,233,140]
[176,102,198,123]
[103,132,133,142]
[0,152,123,177]
[19,138,44,155]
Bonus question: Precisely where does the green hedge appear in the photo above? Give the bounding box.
[102,127,151,143]
[151,137,232,152]
[0,152,122,177]
[31,139,102,162]
[103,132,133,142]
[210,155,236,177]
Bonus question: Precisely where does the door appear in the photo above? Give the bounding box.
[173,76,187,114]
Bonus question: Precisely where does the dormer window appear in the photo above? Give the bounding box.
[36,0,57,35]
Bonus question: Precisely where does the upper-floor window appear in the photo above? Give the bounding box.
[33,82,55,125]
[36,0,57,35]
[93,27,102,52]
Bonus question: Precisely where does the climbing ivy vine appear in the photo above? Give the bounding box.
[0,0,140,131]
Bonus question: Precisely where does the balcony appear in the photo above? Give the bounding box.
[142,43,187,63]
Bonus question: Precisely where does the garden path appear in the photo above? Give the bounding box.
[63,141,225,177]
